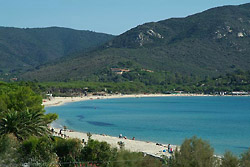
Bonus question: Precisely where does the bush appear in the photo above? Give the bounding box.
[169,136,216,167]
[112,150,162,167]
[20,136,58,167]
[240,148,250,167]
[54,138,83,167]
[0,134,20,166]
[81,139,116,167]
[221,151,239,167]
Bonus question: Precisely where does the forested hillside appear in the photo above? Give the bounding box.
[20,3,250,81]
[0,27,114,75]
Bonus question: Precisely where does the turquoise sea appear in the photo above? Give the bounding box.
[46,96,250,156]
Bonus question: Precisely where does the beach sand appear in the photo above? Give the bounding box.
[43,94,227,158]
[52,128,175,158]
[43,93,208,107]
[43,94,202,158]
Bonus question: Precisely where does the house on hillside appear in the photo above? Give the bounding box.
[10,77,18,81]
[111,68,130,75]
[141,69,154,73]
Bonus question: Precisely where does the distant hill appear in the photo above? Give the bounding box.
[20,3,250,81]
[0,27,114,74]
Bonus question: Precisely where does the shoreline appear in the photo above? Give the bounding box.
[43,93,213,107]
[43,94,239,158]
[51,127,176,158]
[44,94,183,158]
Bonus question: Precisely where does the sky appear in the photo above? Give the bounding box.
[0,0,249,35]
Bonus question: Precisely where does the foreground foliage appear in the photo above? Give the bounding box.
[113,150,162,167]
[1,134,250,167]
[0,83,57,141]
[0,109,49,141]
[0,82,250,167]
[20,136,58,167]
[169,136,217,167]
[221,151,239,167]
[0,134,20,166]
[54,137,83,167]
[240,148,250,167]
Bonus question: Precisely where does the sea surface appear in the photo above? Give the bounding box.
[46,96,250,156]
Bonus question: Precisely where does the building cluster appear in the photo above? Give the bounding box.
[111,68,130,75]
[111,68,154,75]
[216,91,249,96]
[141,69,154,73]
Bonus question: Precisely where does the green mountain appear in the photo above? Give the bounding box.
[0,27,114,74]
[21,3,250,81]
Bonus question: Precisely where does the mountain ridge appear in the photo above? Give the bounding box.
[107,3,250,49]
[8,3,250,81]
[0,26,114,74]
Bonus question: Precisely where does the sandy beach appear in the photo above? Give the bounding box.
[43,94,206,158]
[43,93,209,107]
[52,127,176,158]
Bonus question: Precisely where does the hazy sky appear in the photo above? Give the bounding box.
[0,0,249,35]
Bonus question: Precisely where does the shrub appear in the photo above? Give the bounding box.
[0,134,20,166]
[112,150,162,167]
[221,151,239,167]
[240,148,250,167]
[54,138,83,167]
[169,136,215,167]
[81,139,117,167]
[20,136,58,167]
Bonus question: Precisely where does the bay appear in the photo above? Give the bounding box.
[46,96,250,155]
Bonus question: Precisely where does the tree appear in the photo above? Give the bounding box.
[19,136,58,167]
[1,86,44,114]
[240,148,250,167]
[0,109,49,141]
[54,138,83,167]
[81,139,116,167]
[221,151,239,167]
[112,150,162,167]
[0,134,20,167]
[169,136,216,167]
[0,84,57,140]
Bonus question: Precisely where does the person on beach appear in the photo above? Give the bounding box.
[168,144,173,153]
[119,134,122,138]
[168,144,171,152]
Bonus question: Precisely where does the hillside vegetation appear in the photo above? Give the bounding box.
[0,27,114,76]
[16,70,250,97]
[21,3,250,81]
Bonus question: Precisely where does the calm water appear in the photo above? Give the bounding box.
[46,96,250,155]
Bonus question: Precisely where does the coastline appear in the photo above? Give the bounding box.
[52,127,176,158]
[44,94,184,158]
[43,94,233,158]
[42,93,212,107]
